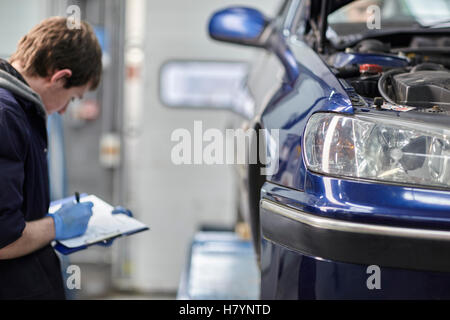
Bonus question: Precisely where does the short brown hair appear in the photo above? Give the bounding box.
[10,17,102,90]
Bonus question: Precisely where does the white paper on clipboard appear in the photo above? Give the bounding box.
[49,195,148,248]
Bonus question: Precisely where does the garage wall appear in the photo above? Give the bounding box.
[128,0,282,292]
[0,0,49,58]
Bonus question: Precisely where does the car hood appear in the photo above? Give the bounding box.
[303,0,356,52]
[309,0,354,19]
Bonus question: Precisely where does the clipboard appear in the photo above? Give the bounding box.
[49,194,149,255]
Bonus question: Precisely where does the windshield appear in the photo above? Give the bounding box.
[328,0,450,37]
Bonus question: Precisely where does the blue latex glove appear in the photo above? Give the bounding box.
[48,202,94,240]
[97,206,134,247]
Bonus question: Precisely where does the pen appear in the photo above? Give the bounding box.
[75,192,80,203]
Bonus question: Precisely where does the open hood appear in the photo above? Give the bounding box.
[304,0,356,52]
[310,0,355,18]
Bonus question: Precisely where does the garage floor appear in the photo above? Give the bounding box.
[177,231,260,300]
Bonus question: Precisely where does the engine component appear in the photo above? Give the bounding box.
[350,76,380,98]
[359,64,383,75]
[329,52,409,69]
[377,68,407,105]
[393,70,450,108]
[354,39,391,53]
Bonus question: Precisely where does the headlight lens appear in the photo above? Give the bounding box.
[304,112,450,189]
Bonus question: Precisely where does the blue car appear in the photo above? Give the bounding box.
[208,0,450,299]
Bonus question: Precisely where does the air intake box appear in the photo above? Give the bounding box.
[393,70,450,108]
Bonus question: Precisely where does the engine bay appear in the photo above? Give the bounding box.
[329,37,450,115]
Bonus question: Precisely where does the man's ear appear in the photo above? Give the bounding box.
[49,69,72,87]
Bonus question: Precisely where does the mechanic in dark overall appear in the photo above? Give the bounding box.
[0,17,102,299]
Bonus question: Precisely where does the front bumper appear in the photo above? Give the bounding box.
[261,199,450,273]
[261,171,450,273]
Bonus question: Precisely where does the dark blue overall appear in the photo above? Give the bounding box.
[0,60,65,299]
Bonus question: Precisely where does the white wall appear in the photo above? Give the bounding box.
[127,0,281,292]
[0,0,49,58]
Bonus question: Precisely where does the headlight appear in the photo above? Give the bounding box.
[304,112,450,189]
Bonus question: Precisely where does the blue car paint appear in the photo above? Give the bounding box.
[262,40,353,191]
[256,22,450,299]
[260,171,450,299]
[330,52,409,68]
[260,239,450,300]
[209,7,300,83]
[275,43,300,83]
[208,7,267,42]
[262,176,450,234]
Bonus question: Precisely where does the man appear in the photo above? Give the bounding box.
[0,17,102,299]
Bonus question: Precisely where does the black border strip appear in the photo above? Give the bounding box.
[261,199,450,273]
